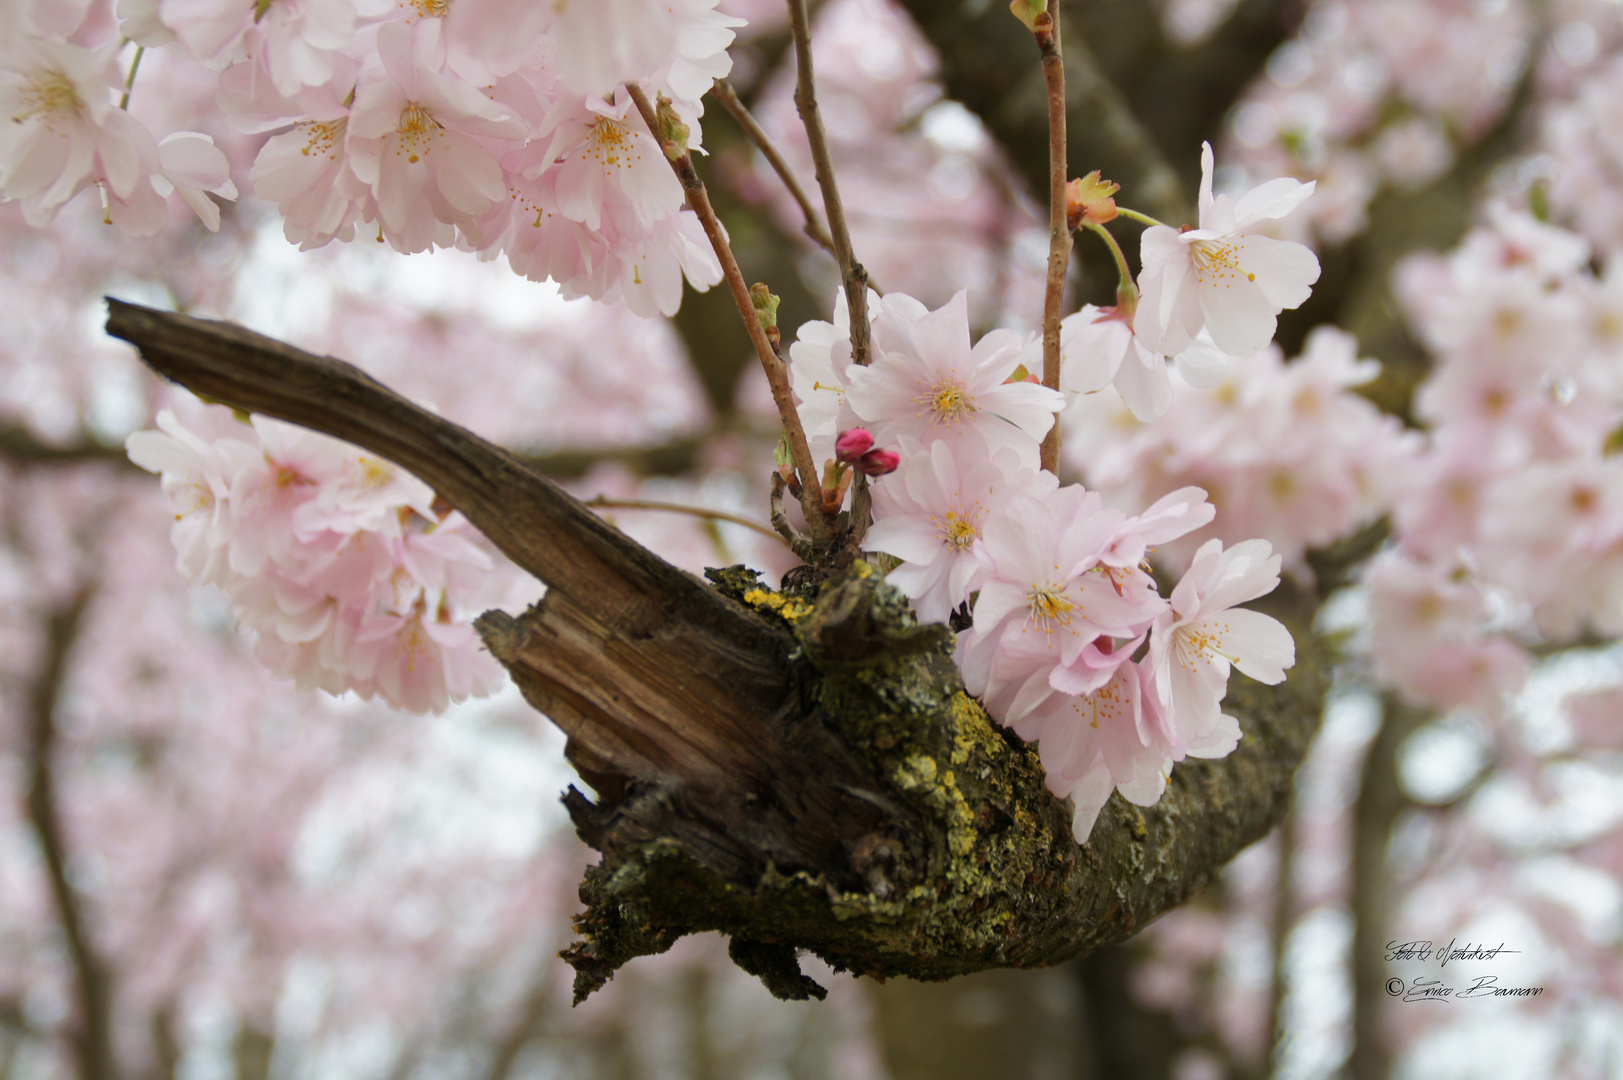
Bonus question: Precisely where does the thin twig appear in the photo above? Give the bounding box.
[118,45,144,111]
[712,78,838,260]
[769,473,818,563]
[582,495,786,545]
[24,582,118,1080]
[1034,7,1071,475]
[785,0,871,370]
[625,84,830,548]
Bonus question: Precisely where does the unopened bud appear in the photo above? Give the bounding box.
[821,458,853,514]
[835,427,875,462]
[1009,0,1047,32]
[1066,171,1120,229]
[856,447,900,477]
[655,93,690,159]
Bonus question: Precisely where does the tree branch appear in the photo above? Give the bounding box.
[0,426,137,470]
[105,302,1330,1002]
[24,582,117,1080]
[712,78,839,260]
[786,0,872,369]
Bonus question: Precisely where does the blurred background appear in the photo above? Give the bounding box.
[4,0,1623,1077]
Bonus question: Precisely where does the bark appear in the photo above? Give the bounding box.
[1349,699,1424,1080]
[107,300,1331,1001]
[24,583,117,1080]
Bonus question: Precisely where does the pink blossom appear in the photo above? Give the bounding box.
[1134,142,1320,358]
[957,485,1153,724]
[1060,303,1174,421]
[159,0,360,97]
[1143,538,1294,762]
[124,407,505,714]
[788,287,876,464]
[0,36,162,228]
[844,290,1063,468]
[864,432,1057,625]
[534,91,684,235]
[550,0,743,99]
[346,22,524,253]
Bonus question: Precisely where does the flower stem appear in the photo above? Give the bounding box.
[119,44,145,111]
[626,83,830,548]
[1035,7,1071,476]
[1083,220,1137,313]
[1113,206,1170,229]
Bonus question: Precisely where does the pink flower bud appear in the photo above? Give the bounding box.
[857,448,900,476]
[835,427,875,462]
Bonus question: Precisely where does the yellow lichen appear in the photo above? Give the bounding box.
[740,587,814,623]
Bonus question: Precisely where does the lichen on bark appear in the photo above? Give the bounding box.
[557,564,1327,1002]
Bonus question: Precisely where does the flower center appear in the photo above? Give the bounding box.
[396,104,441,163]
[918,380,974,426]
[298,118,344,160]
[1026,583,1074,631]
[403,0,450,16]
[14,71,79,125]
[1189,238,1254,284]
[588,118,635,169]
[937,507,981,551]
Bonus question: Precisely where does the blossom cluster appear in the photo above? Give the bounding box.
[1364,206,1623,713]
[791,278,1298,841]
[3,0,742,315]
[126,407,505,713]
[1063,325,1418,578]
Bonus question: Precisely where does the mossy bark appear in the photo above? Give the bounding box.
[537,564,1328,1001]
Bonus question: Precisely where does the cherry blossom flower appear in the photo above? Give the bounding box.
[1142,538,1295,761]
[0,36,161,227]
[346,22,524,253]
[1060,303,1174,421]
[956,486,1150,724]
[844,290,1063,467]
[864,432,1057,625]
[1016,660,1168,842]
[1134,142,1320,358]
[550,0,742,99]
[161,0,360,97]
[789,287,880,464]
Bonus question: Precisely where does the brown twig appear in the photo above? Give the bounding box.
[582,495,785,545]
[712,78,838,260]
[625,84,830,549]
[785,0,871,370]
[0,426,138,470]
[24,582,118,1080]
[1034,7,1071,475]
